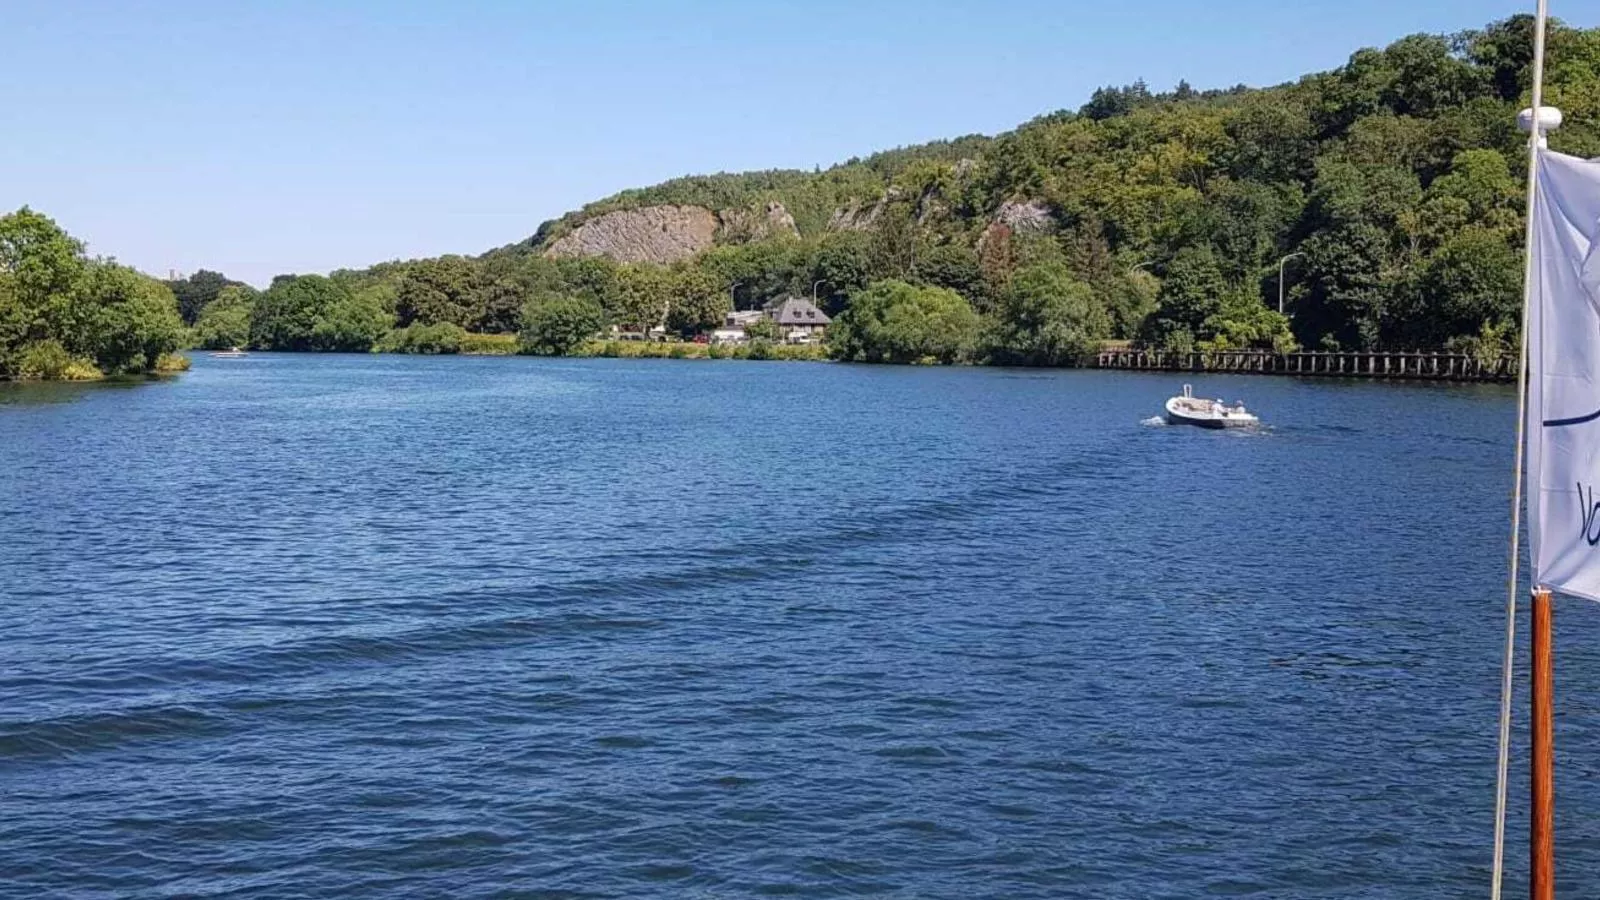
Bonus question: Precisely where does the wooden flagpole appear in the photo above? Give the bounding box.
[1531,586,1554,900]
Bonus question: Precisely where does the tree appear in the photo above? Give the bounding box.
[916,243,985,303]
[251,275,382,351]
[193,284,256,349]
[829,279,979,364]
[1144,246,1227,348]
[664,266,729,335]
[1425,149,1519,226]
[744,316,780,342]
[869,197,920,280]
[520,294,606,355]
[0,208,183,377]
[468,277,525,334]
[610,265,673,332]
[74,263,186,373]
[395,256,478,328]
[0,207,86,365]
[310,286,389,351]
[984,261,1110,365]
[1200,289,1294,350]
[1293,223,1390,350]
[1414,228,1521,343]
[805,231,875,316]
[167,269,241,325]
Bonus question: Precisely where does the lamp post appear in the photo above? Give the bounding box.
[1277,252,1305,315]
[812,280,825,303]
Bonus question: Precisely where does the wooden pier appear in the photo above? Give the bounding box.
[1091,348,1515,383]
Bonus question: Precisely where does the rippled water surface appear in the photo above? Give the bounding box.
[5,354,1600,898]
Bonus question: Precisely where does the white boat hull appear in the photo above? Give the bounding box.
[1164,395,1259,429]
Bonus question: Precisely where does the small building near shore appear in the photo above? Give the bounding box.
[764,296,831,343]
[711,309,766,344]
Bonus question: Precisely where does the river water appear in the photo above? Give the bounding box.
[3,354,1598,898]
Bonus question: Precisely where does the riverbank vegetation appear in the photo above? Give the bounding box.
[14,16,1595,375]
[0,209,186,380]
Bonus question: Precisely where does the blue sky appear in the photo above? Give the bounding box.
[0,0,1581,285]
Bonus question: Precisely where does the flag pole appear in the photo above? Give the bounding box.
[1524,2,1553,895]
[1493,4,1551,900]
[1531,585,1554,900]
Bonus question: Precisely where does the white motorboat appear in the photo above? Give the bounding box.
[1164,384,1259,428]
[209,347,248,358]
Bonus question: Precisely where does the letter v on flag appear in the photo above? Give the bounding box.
[1527,149,1600,600]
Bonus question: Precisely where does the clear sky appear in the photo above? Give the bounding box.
[0,0,1580,285]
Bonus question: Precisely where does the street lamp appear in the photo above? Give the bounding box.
[1277,252,1305,315]
[812,280,825,303]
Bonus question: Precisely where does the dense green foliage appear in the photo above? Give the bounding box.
[22,16,1599,369]
[375,322,468,354]
[476,15,1597,357]
[984,262,1111,365]
[830,280,980,364]
[519,295,607,356]
[249,274,389,351]
[167,269,246,325]
[192,285,256,349]
[0,208,185,379]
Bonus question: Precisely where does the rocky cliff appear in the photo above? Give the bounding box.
[542,201,803,264]
[544,205,720,264]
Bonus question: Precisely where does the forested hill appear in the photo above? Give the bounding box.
[160,15,1600,361]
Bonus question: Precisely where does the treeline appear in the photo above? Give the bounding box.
[84,16,1600,369]
[487,15,1597,359]
[0,209,186,380]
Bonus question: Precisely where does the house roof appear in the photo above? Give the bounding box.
[767,296,832,326]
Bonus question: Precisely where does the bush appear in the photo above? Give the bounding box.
[376,322,467,354]
[154,353,191,372]
[745,317,780,342]
[519,295,606,355]
[14,340,102,380]
[459,332,518,355]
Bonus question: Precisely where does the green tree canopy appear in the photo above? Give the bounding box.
[830,279,979,364]
[251,274,385,352]
[0,208,184,377]
[520,294,606,355]
[167,269,244,325]
[984,261,1110,365]
[193,284,256,350]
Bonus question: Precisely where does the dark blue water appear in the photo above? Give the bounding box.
[3,354,1599,898]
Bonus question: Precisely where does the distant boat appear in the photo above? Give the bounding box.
[1164,384,1259,428]
[209,347,248,358]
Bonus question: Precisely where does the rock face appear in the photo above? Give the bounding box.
[994,199,1053,234]
[828,188,907,232]
[978,199,1054,255]
[545,205,719,264]
[718,201,800,243]
[827,199,883,231]
[543,202,801,262]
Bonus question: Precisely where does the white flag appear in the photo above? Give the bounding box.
[1527,150,1600,600]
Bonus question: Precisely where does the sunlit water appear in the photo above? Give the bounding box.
[3,354,1596,898]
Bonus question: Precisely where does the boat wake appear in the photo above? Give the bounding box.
[1140,416,1168,427]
